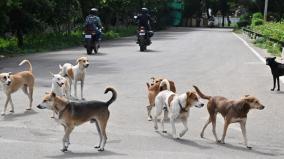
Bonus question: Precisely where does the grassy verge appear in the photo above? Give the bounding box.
[0,25,137,56]
[250,22,284,56]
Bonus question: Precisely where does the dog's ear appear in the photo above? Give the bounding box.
[146,82,150,88]
[59,64,63,70]
[51,92,56,98]
[8,72,12,75]
[273,57,276,60]
[76,57,82,64]
[186,91,193,97]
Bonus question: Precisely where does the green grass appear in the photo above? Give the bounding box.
[0,25,137,56]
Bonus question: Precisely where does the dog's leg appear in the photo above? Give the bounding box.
[219,120,230,144]
[170,117,178,139]
[161,110,167,133]
[240,120,251,149]
[94,119,102,149]
[200,117,211,138]
[9,98,15,113]
[146,105,153,121]
[271,76,276,91]
[179,117,188,138]
[211,114,219,142]
[154,105,162,130]
[97,117,109,151]
[2,95,12,115]
[80,80,84,100]
[74,80,78,99]
[61,126,74,152]
[277,76,280,91]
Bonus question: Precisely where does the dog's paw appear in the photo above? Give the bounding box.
[200,133,204,138]
[94,146,100,149]
[217,140,225,144]
[81,98,86,101]
[162,130,167,133]
[98,148,104,151]
[9,110,14,113]
[147,117,152,121]
[270,88,275,91]
[277,89,280,91]
[246,146,252,150]
[173,135,179,139]
[26,108,31,111]
[61,147,68,152]
[1,112,5,116]
[154,125,158,130]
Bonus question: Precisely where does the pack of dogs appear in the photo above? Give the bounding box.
[1,56,282,152]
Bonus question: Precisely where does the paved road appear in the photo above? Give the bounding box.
[0,28,283,159]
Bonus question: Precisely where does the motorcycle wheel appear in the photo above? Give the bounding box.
[140,45,146,51]
[94,42,99,54]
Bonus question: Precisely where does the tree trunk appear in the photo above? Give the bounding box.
[16,29,23,48]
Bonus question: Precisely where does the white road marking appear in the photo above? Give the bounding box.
[233,32,284,83]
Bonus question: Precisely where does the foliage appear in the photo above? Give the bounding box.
[237,13,251,28]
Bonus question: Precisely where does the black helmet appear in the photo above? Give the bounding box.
[141,8,148,14]
[90,8,98,15]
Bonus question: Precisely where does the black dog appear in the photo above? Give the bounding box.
[266,57,284,91]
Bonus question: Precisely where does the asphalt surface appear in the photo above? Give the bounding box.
[0,28,283,159]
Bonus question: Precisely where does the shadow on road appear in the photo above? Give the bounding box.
[155,131,211,150]
[45,150,127,159]
[1,109,38,121]
[217,142,283,157]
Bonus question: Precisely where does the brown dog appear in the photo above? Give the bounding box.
[0,60,34,115]
[146,77,176,121]
[193,86,265,149]
[37,87,117,152]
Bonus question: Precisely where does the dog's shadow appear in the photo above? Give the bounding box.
[155,131,211,150]
[217,142,282,156]
[1,109,38,121]
[271,90,284,94]
[45,150,127,159]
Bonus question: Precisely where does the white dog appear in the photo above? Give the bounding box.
[50,73,71,99]
[154,79,204,139]
[59,57,89,100]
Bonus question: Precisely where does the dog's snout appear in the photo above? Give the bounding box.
[85,64,89,68]
[7,81,11,85]
[260,105,265,110]
[201,103,204,107]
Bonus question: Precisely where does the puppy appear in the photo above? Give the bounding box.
[146,77,176,121]
[37,87,117,152]
[59,56,89,100]
[266,57,284,91]
[0,60,34,115]
[194,86,265,149]
[153,79,204,139]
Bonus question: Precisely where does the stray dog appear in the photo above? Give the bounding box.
[153,79,204,139]
[0,60,34,115]
[146,77,176,121]
[50,73,71,118]
[37,87,117,152]
[59,56,89,100]
[194,86,265,149]
[50,73,71,100]
[266,57,284,91]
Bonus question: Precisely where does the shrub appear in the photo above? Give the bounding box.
[237,13,251,28]
[251,18,264,27]
[252,12,263,20]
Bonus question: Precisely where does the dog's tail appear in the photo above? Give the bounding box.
[19,59,32,72]
[105,87,117,106]
[159,79,170,91]
[193,85,211,100]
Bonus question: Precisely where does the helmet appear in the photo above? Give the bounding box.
[90,8,98,15]
[141,8,148,14]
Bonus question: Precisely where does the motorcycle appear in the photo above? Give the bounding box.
[137,26,153,52]
[83,28,101,55]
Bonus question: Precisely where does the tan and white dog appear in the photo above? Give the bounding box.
[146,77,176,121]
[0,60,34,115]
[59,57,89,100]
[153,79,204,139]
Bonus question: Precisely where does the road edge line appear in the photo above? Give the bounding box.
[233,32,284,83]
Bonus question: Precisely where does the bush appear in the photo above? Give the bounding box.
[237,13,251,28]
[252,12,263,20]
[251,18,264,27]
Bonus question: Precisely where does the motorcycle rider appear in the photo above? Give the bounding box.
[84,8,103,43]
[135,8,153,44]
